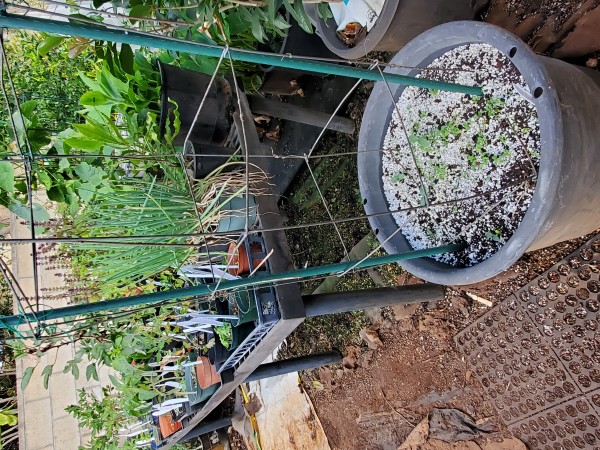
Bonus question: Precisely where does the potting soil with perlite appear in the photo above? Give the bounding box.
[382,43,540,266]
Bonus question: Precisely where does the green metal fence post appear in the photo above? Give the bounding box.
[0,14,483,96]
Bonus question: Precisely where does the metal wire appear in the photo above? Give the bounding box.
[8,1,480,75]
[0,34,42,317]
[178,46,229,283]
[376,64,429,206]
[0,174,533,248]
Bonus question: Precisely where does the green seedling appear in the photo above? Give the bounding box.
[484,229,502,242]
[391,172,406,183]
[418,185,428,206]
[433,164,447,180]
[408,134,432,151]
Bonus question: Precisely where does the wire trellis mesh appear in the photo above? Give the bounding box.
[0,5,534,447]
[0,5,524,341]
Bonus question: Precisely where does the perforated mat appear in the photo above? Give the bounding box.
[455,235,600,450]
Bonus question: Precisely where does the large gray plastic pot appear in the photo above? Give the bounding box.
[307,0,479,60]
[358,21,600,286]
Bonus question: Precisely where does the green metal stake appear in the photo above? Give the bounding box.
[0,242,465,329]
[0,13,483,96]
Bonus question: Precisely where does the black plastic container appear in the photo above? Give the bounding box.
[158,62,234,147]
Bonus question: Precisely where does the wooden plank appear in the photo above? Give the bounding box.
[248,94,355,134]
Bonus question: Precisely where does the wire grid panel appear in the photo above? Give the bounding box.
[216,235,281,374]
[455,234,600,449]
[217,320,277,374]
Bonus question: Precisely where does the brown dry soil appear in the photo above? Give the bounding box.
[291,236,595,450]
[279,3,600,449]
[485,0,600,60]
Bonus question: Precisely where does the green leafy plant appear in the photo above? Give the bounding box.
[0,30,93,141]
[70,162,264,298]
[66,386,146,450]
[214,322,233,349]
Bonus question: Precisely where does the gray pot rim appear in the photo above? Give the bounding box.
[312,0,400,59]
[358,21,563,285]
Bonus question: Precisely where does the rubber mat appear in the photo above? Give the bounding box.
[456,235,600,450]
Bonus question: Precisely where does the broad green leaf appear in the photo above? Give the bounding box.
[134,52,155,73]
[109,374,123,388]
[98,68,129,103]
[0,162,15,192]
[80,91,108,106]
[37,170,53,190]
[21,366,34,390]
[59,158,70,170]
[137,389,156,401]
[72,123,122,146]
[77,182,97,202]
[64,136,104,152]
[86,364,98,382]
[119,44,135,75]
[74,162,106,186]
[14,180,27,195]
[317,2,333,20]
[79,73,102,93]
[71,363,80,379]
[42,364,53,389]
[273,14,292,30]
[180,56,218,76]
[37,35,65,56]
[47,185,66,203]
[20,100,38,120]
[129,5,152,23]
[74,162,96,182]
[27,129,51,151]
[267,0,276,24]
[283,0,312,33]
[250,16,266,43]
[9,201,50,223]
[0,414,8,426]
[112,356,135,376]
[93,0,110,7]
[7,414,17,426]
[224,12,249,36]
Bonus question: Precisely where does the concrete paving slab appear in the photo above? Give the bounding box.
[52,415,82,450]
[21,398,53,450]
[49,371,78,419]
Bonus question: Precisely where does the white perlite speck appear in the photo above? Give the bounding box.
[382,43,540,267]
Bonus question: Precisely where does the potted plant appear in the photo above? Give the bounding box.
[358,21,600,285]
[183,358,220,407]
[72,164,265,299]
[225,238,265,275]
[306,0,480,59]
[209,322,255,367]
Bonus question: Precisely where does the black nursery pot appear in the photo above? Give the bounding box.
[308,0,478,60]
[158,62,234,147]
[358,21,600,285]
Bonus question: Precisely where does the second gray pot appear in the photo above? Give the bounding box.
[307,0,481,60]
